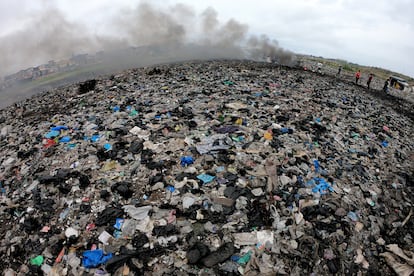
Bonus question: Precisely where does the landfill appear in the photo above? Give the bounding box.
[0,60,413,275]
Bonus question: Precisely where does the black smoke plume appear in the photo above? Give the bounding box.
[0,2,295,78]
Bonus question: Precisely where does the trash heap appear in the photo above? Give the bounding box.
[0,60,413,275]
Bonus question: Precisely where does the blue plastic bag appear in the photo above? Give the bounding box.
[82,249,112,268]
[197,174,215,184]
[113,218,124,230]
[59,136,71,143]
[51,126,69,131]
[44,130,60,139]
[180,156,194,167]
[91,135,101,142]
[313,159,320,173]
[347,211,359,222]
[311,177,334,195]
[281,127,289,134]
[166,185,176,192]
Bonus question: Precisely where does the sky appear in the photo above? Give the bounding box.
[0,0,413,77]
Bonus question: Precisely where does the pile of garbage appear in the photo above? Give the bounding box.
[0,60,413,275]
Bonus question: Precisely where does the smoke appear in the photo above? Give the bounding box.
[0,9,99,76]
[247,34,296,65]
[0,2,295,78]
[117,2,188,46]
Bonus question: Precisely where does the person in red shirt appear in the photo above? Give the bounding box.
[355,70,361,84]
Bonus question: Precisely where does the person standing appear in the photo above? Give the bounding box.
[367,73,373,89]
[355,70,361,84]
[337,66,342,76]
[383,78,390,93]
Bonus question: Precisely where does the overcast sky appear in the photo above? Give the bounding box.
[0,0,413,77]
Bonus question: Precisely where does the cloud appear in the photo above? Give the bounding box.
[234,0,414,76]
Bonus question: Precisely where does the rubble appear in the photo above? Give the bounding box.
[0,60,413,275]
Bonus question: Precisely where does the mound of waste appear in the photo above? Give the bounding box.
[0,60,413,275]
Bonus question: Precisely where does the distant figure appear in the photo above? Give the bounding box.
[383,78,390,93]
[14,103,25,118]
[355,70,361,84]
[367,73,373,89]
[337,66,342,76]
[317,62,322,74]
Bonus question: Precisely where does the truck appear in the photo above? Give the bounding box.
[389,75,409,91]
